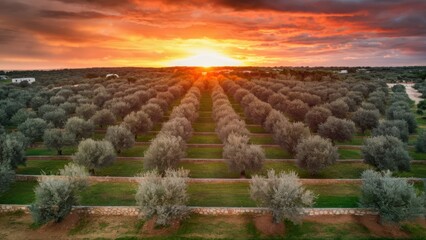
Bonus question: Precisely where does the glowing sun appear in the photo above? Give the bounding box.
[168,51,242,67]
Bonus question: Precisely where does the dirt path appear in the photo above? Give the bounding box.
[387,83,423,103]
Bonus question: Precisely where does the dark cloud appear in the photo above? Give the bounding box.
[39,10,116,19]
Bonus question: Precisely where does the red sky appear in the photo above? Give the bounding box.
[0,0,425,69]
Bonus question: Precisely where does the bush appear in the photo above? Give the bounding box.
[223,133,264,177]
[0,163,15,195]
[352,108,380,133]
[296,136,338,175]
[318,117,355,143]
[72,139,116,175]
[362,136,411,171]
[372,120,409,142]
[43,128,75,155]
[415,131,426,153]
[135,169,189,226]
[250,170,316,224]
[143,134,186,173]
[105,125,135,153]
[304,106,332,132]
[360,170,425,224]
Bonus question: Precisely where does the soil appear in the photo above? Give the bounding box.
[253,214,285,236]
[141,216,181,237]
[305,214,415,238]
[357,215,409,238]
[37,212,80,235]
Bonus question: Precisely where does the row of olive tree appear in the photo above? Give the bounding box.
[211,81,265,177]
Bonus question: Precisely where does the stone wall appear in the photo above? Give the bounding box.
[0,204,376,217]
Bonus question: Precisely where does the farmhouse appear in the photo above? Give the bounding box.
[11,77,35,84]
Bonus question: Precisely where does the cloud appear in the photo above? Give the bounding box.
[0,0,425,69]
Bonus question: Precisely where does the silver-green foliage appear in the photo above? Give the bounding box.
[29,177,77,225]
[223,133,264,176]
[250,170,316,224]
[43,128,75,155]
[415,131,426,153]
[143,133,186,173]
[0,132,27,169]
[18,118,49,143]
[0,162,15,195]
[362,136,410,171]
[135,169,189,226]
[105,125,135,153]
[360,170,425,223]
[72,138,116,174]
[296,135,338,175]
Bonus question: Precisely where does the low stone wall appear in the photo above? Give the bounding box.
[0,204,377,217]
[15,174,424,185]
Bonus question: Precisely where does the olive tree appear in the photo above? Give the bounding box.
[18,118,49,144]
[352,108,380,133]
[10,109,36,125]
[273,121,310,154]
[360,170,425,224]
[0,132,27,169]
[296,136,338,175]
[123,111,153,138]
[29,164,88,225]
[362,136,411,172]
[72,139,116,175]
[373,120,409,142]
[90,109,116,128]
[318,117,355,143]
[43,129,75,155]
[42,109,68,128]
[223,133,264,177]
[161,117,193,141]
[135,169,189,226]
[141,103,164,123]
[415,131,426,153]
[250,170,316,224]
[76,104,97,120]
[64,117,94,140]
[304,106,332,132]
[143,133,186,173]
[105,125,135,153]
[0,162,15,195]
[326,99,349,118]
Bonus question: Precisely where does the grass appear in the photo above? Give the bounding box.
[338,149,362,159]
[186,146,291,159]
[188,134,222,144]
[17,159,426,179]
[0,181,363,208]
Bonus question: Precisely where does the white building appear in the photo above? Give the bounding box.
[338,70,348,74]
[106,74,119,79]
[12,77,35,84]
[0,75,7,80]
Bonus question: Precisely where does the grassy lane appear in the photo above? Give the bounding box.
[16,160,426,178]
[0,182,362,208]
[186,146,291,159]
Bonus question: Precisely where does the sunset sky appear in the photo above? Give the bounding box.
[0,0,425,69]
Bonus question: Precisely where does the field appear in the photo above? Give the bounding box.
[1,67,426,239]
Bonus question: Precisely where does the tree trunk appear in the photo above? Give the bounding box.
[89,169,95,175]
[240,170,246,178]
[117,149,121,154]
[57,149,62,155]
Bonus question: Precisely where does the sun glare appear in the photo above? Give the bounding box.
[168,51,242,67]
